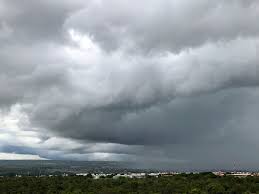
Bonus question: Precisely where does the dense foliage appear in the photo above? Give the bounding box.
[1,173,259,193]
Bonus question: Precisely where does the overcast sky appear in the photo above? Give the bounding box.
[0,0,259,170]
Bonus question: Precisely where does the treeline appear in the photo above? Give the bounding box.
[1,172,259,193]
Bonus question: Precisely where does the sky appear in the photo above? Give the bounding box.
[0,0,259,169]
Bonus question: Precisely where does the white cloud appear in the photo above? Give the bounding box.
[0,152,46,160]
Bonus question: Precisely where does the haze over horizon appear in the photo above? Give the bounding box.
[0,0,259,170]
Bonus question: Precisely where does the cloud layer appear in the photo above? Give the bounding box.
[0,0,259,169]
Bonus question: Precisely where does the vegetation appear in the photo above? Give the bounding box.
[1,173,259,193]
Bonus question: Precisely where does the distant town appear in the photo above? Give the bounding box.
[3,171,259,179]
[1,160,259,179]
[2,161,259,193]
[75,171,259,179]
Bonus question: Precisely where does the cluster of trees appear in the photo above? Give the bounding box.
[0,172,259,193]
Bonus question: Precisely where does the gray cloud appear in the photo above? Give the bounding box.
[0,0,86,43]
[65,0,259,52]
[0,0,259,169]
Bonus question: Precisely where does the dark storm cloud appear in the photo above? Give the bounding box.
[45,87,257,145]
[0,0,259,167]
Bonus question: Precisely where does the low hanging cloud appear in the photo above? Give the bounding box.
[0,0,259,168]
